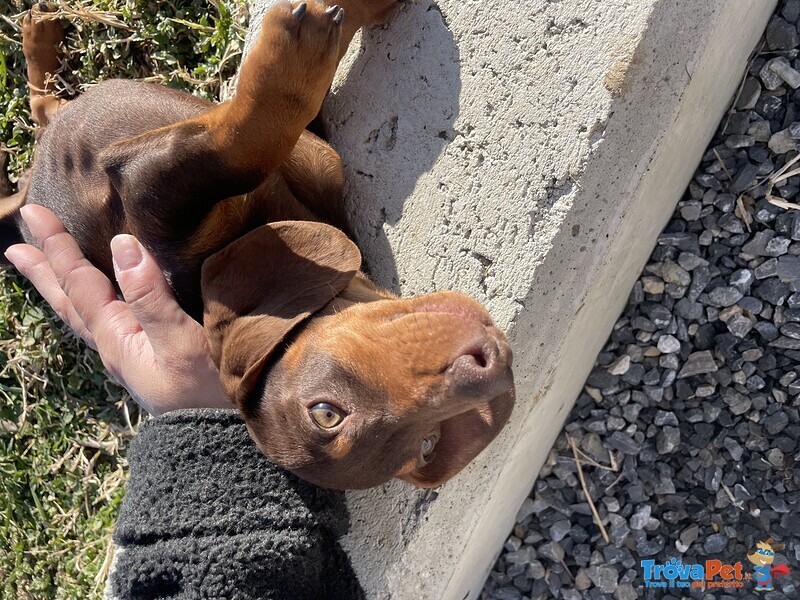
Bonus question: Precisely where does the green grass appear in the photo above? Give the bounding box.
[0,1,247,597]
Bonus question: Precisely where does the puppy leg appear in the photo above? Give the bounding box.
[280,130,349,234]
[22,3,67,129]
[99,2,344,239]
[96,2,344,308]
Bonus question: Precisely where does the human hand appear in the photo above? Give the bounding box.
[4,205,232,415]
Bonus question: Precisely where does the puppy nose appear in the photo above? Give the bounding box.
[446,327,513,400]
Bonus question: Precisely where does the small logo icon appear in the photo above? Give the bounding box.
[747,538,791,592]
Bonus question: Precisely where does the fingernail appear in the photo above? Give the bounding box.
[3,248,17,265]
[19,204,34,223]
[111,235,143,271]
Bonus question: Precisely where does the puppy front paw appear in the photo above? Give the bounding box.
[22,2,65,64]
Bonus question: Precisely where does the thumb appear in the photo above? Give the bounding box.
[111,235,196,342]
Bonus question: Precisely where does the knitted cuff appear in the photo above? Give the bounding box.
[109,409,363,600]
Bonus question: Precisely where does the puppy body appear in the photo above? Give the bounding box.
[2,2,516,490]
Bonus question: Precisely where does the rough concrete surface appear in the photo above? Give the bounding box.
[244,0,777,598]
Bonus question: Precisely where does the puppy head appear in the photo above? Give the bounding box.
[202,222,514,490]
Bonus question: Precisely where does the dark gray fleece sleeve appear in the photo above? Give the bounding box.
[108,409,364,600]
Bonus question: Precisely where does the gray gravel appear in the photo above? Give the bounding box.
[482,2,800,599]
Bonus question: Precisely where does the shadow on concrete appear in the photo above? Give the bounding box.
[326,0,462,293]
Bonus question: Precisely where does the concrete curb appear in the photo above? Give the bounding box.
[244,0,777,597]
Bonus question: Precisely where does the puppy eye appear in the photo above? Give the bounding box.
[421,435,437,458]
[309,403,345,428]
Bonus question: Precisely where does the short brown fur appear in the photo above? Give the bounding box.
[1,0,515,490]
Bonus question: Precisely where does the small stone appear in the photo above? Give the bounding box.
[654,410,679,426]
[737,77,762,110]
[768,448,784,467]
[696,384,716,397]
[680,524,699,547]
[764,411,789,435]
[757,279,791,305]
[743,230,776,257]
[549,520,571,543]
[675,298,703,319]
[761,58,786,90]
[739,296,764,314]
[777,255,800,283]
[748,119,771,142]
[755,321,781,341]
[656,334,680,354]
[770,335,800,349]
[607,431,642,455]
[729,269,754,292]
[658,232,700,252]
[677,252,708,271]
[680,202,702,221]
[722,388,751,415]
[629,505,651,530]
[769,56,800,88]
[704,533,728,554]
[636,536,665,557]
[731,163,759,194]
[641,276,665,294]
[574,569,592,591]
[755,94,783,119]
[661,260,691,286]
[607,355,631,375]
[784,0,800,22]
[706,286,744,307]
[769,128,798,154]
[657,426,681,454]
[585,565,619,594]
[755,257,779,279]
[723,437,744,461]
[678,351,718,378]
[492,587,522,600]
[727,313,754,338]
[504,535,522,552]
[765,236,791,257]
[725,134,756,149]
[515,498,535,522]
[537,541,564,563]
[526,560,545,580]
[614,584,637,600]
[767,16,800,50]
[782,322,800,338]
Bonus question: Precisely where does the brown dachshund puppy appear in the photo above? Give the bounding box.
[0,1,514,489]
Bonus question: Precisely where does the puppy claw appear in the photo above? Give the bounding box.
[329,5,344,25]
[292,3,307,21]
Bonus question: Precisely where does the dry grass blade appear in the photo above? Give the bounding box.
[566,434,610,544]
[36,3,132,31]
[735,195,753,232]
[762,151,800,210]
[167,17,216,32]
[766,195,800,210]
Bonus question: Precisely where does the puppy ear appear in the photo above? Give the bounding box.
[201,221,361,407]
[398,392,515,488]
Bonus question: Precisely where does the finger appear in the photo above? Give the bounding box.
[111,234,203,351]
[20,204,139,341]
[4,242,96,347]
